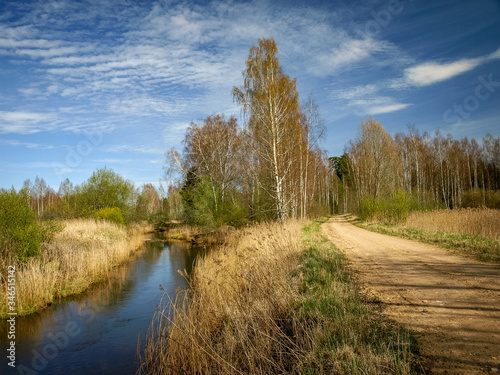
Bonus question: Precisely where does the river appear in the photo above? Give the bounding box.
[0,233,204,374]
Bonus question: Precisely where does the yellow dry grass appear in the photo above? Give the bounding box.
[140,220,420,374]
[0,219,152,317]
[164,224,194,241]
[141,220,305,374]
[405,208,500,239]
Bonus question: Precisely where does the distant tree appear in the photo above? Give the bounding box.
[184,114,242,213]
[34,176,47,217]
[299,93,325,219]
[94,207,124,225]
[79,168,135,222]
[0,188,43,261]
[347,117,401,205]
[329,153,352,213]
[135,183,161,221]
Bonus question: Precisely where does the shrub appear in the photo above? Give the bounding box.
[389,189,410,223]
[359,190,410,224]
[94,207,124,225]
[359,197,377,221]
[0,188,43,261]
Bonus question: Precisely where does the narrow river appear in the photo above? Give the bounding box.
[1,233,204,374]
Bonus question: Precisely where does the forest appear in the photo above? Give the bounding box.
[2,38,500,264]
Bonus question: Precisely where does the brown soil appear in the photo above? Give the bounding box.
[321,216,500,374]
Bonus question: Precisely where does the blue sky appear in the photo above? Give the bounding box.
[1,0,499,191]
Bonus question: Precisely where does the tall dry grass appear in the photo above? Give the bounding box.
[141,220,305,374]
[140,220,421,374]
[405,208,500,239]
[0,219,152,317]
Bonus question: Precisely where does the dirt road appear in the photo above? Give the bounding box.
[321,216,500,374]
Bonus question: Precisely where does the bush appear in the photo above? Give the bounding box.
[94,207,124,225]
[389,189,410,223]
[0,189,43,261]
[359,197,378,221]
[359,189,410,224]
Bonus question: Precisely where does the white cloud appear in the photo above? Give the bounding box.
[331,84,411,115]
[404,58,482,86]
[18,88,42,97]
[488,47,500,60]
[92,158,135,164]
[0,139,54,149]
[0,37,61,49]
[369,103,411,114]
[313,38,391,75]
[0,111,58,134]
[105,144,164,155]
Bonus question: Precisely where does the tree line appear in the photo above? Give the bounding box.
[332,118,500,222]
[14,168,166,225]
[1,168,169,260]
[167,38,499,226]
[2,37,499,259]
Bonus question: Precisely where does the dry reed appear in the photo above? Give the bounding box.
[140,220,305,374]
[405,208,500,239]
[140,220,421,374]
[0,219,152,317]
[164,224,194,241]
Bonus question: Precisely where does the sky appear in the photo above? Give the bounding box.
[0,0,499,191]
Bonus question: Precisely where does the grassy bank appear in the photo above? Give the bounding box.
[139,220,423,374]
[0,219,152,318]
[357,209,500,263]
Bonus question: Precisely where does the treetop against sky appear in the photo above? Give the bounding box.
[0,0,499,189]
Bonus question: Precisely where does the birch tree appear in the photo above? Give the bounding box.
[233,38,303,221]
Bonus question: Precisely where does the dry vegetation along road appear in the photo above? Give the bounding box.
[321,216,500,374]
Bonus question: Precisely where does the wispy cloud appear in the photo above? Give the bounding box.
[0,0,406,136]
[403,58,482,86]
[331,45,500,116]
[92,158,135,164]
[104,144,165,155]
[0,111,58,134]
[395,47,500,88]
[331,85,411,115]
[0,138,54,149]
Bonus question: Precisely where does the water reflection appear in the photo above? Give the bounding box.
[0,235,204,375]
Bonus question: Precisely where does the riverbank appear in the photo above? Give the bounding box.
[140,220,423,374]
[0,219,153,318]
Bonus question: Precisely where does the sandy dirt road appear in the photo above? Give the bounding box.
[321,216,500,374]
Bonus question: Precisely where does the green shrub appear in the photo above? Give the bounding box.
[359,190,410,224]
[389,189,410,224]
[359,197,377,221]
[94,207,124,225]
[0,188,43,261]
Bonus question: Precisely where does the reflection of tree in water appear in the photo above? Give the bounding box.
[167,241,207,282]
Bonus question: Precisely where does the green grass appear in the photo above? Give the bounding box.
[297,220,425,374]
[357,222,500,264]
